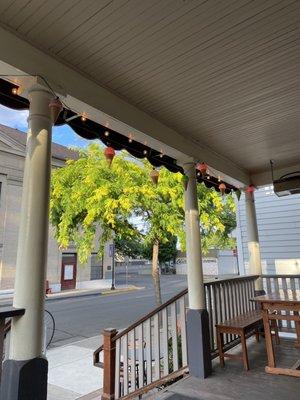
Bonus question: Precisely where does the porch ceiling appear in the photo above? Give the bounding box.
[0,0,299,186]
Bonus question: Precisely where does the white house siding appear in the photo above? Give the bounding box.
[237,186,300,275]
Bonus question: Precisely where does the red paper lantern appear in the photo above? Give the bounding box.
[104,146,115,166]
[197,162,208,176]
[219,183,226,196]
[246,185,255,193]
[150,169,159,185]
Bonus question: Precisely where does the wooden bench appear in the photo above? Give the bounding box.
[216,309,279,371]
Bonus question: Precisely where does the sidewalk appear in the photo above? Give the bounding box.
[0,283,142,306]
[47,336,103,400]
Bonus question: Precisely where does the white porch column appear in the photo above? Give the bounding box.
[184,162,205,309]
[245,190,263,291]
[183,162,212,379]
[1,84,54,400]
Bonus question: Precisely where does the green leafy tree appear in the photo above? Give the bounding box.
[133,164,184,305]
[50,143,236,305]
[115,237,145,259]
[50,144,141,261]
[142,234,177,265]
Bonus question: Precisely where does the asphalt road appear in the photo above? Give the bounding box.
[46,272,187,348]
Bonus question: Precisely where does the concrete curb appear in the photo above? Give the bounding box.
[46,286,144,302]
[0,286,144,306]
[0,286,145,307]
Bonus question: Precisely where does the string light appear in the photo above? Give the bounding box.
[81,114,87,122]
[104,130,110,137]
[12,87,18,95]
[218,176,221,182]
[128,133,133,143]
[143,149,148,155]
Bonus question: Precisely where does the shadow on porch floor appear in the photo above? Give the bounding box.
[153,337,300,400]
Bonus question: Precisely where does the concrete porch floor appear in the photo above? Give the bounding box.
[154,337,300,400]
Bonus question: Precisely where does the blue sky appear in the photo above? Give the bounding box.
[0,104,91,148]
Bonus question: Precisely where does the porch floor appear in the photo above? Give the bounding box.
[154,337,300,400]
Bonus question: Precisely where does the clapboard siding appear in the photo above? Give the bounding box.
[237,186,300,274]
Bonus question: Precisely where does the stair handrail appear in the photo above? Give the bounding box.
[93,274,258,366]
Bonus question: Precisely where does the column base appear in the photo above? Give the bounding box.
[186,309,212,379]
[0,357,48,400]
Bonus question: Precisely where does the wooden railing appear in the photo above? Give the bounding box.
[262,274,300,332]
[95,275,258,399]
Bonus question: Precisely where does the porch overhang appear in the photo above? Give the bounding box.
[0,26,249,187]
[0,1,298,188]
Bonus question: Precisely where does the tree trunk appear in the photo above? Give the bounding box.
[152,240,162,306]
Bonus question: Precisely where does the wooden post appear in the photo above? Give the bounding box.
[102,328,117,400]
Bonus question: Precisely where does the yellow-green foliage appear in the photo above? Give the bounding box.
[50,144,236,263]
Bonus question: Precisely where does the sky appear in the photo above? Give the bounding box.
[0,104,91,148]
[0,104,145,229]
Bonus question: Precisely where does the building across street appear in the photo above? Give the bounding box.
[0,123,113,292]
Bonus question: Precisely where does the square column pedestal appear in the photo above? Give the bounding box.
[186,309,212,378]
[1,358,48,400]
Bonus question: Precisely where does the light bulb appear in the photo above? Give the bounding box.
[104,130,110,137]
[143,149,147,155]
[12,87,18,95]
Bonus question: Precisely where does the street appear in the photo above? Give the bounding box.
[47,271,187,348]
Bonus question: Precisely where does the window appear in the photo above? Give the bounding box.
[90,253,103,280]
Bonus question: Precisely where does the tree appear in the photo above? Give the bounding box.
[50,144,141,260]
[50,143,236,305]
[115,236,144,259]
[158,235,177,265]
[142,235,178,265]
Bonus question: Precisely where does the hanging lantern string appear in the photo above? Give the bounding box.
[197,173,234,192]
[99,134,180,170]
[3,75,237,189]
[2,74,177,170]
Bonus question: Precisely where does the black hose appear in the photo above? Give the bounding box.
[44,309,56,349]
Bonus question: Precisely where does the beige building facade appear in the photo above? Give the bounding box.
[0,123,113,292]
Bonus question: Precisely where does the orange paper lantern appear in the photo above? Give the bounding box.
[150,169,159,185]
[219,183,226,196]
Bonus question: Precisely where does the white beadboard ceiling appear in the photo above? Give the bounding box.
[0,0,299,177]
